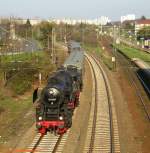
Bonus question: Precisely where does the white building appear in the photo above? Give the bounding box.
[0,17,43,25]
[121,14,135,23]
[97,16,111,25]
[10,23,16,40]
[16,19,42,25]
[49,16,110,26]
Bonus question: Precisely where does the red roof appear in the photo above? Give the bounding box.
[136,19,150,25]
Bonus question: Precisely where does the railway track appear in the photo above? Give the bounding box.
[83,53,120,153]
[115,51,150,121]
[26,131,69,153]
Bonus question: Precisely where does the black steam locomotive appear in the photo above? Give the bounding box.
[33,41,84,135]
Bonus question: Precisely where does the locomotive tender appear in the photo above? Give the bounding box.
[33,41,84,135]
[67,40,81,53]
[63,48,84,91]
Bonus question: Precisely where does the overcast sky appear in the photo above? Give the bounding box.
[0,0,149,21]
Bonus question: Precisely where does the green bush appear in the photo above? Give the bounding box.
[8,76,31,95]
[6,64,38,95]
[114,44,150,62]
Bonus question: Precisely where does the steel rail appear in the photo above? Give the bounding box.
[91,55,114,153]
[85,54,113,153]
[85,56,98,153]
[30,134,44,153]
[52,135,63,153]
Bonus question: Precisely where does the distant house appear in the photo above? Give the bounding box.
[14,19,42,25]
[121,20,135,34]
[111,21,121,26]
[135,19,150,33]
[121,20,135,26]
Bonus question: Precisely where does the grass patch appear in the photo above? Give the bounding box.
[0,93,31,114]
[0,92,34,142]
[83,43,113,70]
[6,69,36,95]
[0,51,44,64]
[83,44,101,54]
[100,54,114,70]
[114,44,150,62]
[2,62,39,95]
[0,51,55,95]
[0,43,66,95]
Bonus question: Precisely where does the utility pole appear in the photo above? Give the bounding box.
[51,27,56,64]
[112,25,117,71]
[52,27,54,63]
[0,47,1,66]
[47,34,50,51]
[64,23,67,44]
[82,26,84,46]
[95,28,99,47]
[31,28,34,52]
[100,24,103,34]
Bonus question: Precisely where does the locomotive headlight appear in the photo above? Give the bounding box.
[39,116,42,120]
[59,116,63,120]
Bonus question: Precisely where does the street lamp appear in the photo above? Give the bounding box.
[95,28,99,47]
